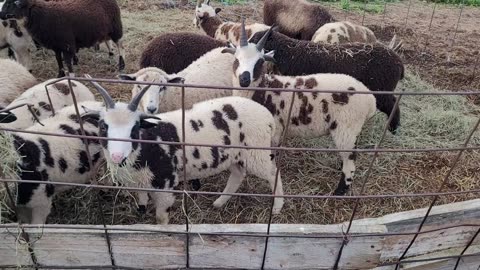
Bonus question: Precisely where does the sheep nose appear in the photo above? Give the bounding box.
[239,71,251,87]
[111,153,125,164]
[147,106,157,114]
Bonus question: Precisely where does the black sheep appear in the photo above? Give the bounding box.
[0,0,125,77]
[263,0,335,40]
[249,30,405,132]
[140,32,227,74]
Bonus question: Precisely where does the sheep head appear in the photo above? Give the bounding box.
[222,22,276,88]
[194,0,221,28]
[82,74,161,165]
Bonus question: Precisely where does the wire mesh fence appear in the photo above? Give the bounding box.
[0,0,479,269]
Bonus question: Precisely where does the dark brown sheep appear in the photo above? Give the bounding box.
[249,29,405,133]
[263,0,335,40]
[139,32,227,74]
[0,0,125,77]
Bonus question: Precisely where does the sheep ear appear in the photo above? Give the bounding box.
[167,76,185,84]
[80,111,100,122]
[221,47,236,55]
[0,111,17,124]
[140,115,161,129]
[118,74,136,81]
[264,50,276,62]
[15,0,26,8]
[215,8,221,14]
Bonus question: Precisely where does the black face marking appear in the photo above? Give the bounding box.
[238,122,243,128]
[239,132,245,142]
[253,59,265,80]
[190,120,200,132]
[99,120,108,148]
[334,172,350,195]
[223,135,231,145]
[212,110,230,135]
[330,121,338,130]
[193,148,200,159]
[233,59,239,72]
[58,158,68,173]
[130,122,140,151]
[222,104,238,120]
[38,139,55,167]
[325,114,331,123]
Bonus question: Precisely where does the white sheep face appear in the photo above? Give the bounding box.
[131,75,168,114]
[99,103,142,165]
[194,3,218,28]
[233,44,273,87]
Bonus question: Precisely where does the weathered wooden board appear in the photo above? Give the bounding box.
[0,199,478,269]
[0,228,32,267]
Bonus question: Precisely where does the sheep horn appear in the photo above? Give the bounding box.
[256,25,275,51]
[128,84,152,112]
[84,74,115,109]
[240,18,248,47]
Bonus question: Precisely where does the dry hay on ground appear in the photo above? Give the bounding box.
[1,1,480,225]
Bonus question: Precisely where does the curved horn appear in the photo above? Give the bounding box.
[128,83,152,112]
[256,25,275,51]
[84,74,115,109]
[240,18,248,47]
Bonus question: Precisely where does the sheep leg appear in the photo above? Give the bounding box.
[213,163,247,209]
[151,191,175,225]
[136,192,149,214]
[54,50,66,78]
[114,39,125,71]
[251,156,285,214]
[105,41,114,56]
[63,50,75,76]
[331,129,358,196]
[375,94,400,134]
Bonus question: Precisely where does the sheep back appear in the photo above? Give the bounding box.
[312,21,377,44]
[140,32,227,74]
[0,58,36,107]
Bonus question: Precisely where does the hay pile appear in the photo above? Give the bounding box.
[2,71,478,225]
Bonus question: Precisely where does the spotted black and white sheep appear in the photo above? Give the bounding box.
[139,32,227,74]
[3,79,95,129]
[263,0,335,40]
[0,58,37,108]
[249,28,404,133]
[194,0,270,46]
[1,101,104,224]
[121,47,235,114]
[0,13,34,71]
[82,78,284,224]
[0,0,125,77]
[223,25,376,195]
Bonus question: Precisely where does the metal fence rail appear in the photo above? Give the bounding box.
[1,1,479,269]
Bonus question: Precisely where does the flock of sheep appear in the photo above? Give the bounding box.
[0,0,406,225]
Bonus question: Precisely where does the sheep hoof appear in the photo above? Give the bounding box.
[57,70,66,78]
[333,187,349,196]
[212,199,225,209]
[137,205,147,214]
[118,56,125,71]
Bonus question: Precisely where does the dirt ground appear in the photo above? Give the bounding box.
[3,0,479,226]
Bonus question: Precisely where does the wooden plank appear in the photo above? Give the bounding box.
[0,228,32,267]
[27,228,112,267]
[399,245,480,270]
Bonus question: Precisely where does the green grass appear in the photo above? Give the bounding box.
[315,0,399,14]
[428,0,480,6]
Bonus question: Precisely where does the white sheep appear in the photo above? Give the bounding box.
[3,78,95,129]
[82,79,284,224]
[0,58,37,108]
[194,0,270,46]
[311,21,376,45]
[0,10,34,71]
[223,24,376,196]
[119,47,234,114]
[1,101,105,224]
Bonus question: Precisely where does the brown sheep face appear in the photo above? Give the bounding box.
[193,3,221,28]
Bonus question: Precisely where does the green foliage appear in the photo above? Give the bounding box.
[314,0,398,14]
[429,0,480,6]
